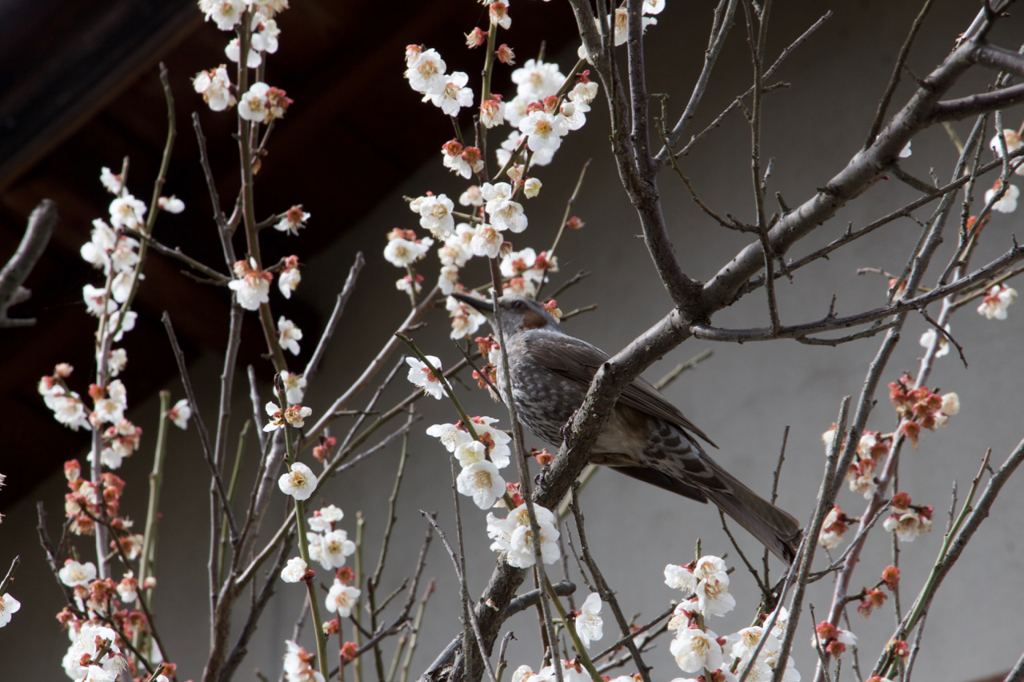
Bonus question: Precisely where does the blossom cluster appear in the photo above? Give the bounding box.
[427,416,512,509]
[887,373,958,447]
[822,428,893,500]
[486,502,560,568]
[977,283,1017,320]
[882,492,933,542]
[283,640,326,682]
[664,556,801,680]
[818,504,855,549]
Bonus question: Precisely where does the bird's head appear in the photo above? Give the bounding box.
[451,293,563,338]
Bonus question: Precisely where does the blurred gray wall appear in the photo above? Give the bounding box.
[3,1,1023,680]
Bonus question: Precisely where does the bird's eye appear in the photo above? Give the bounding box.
[512,300,526,310]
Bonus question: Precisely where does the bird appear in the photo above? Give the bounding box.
[451,293,803,564]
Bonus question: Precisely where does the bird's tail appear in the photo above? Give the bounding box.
[700,468,803,565]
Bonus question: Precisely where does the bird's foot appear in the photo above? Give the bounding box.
[559,408,580,443]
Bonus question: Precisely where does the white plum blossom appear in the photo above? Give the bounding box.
[278,462,317,501]
[523,177,542,198]
[489,1,510,28]
[275,206,311,235]
[942,392,960,416]
[318,529,356,569]
[283,640,325,682]
[694,568,735,617]
[62,624,127,682]
[575,592,604,649]
[0,593,21,628]
[670,626,723,673]
[107,348,128,377]
[110,270,135,304]
[519,110,569,155]
[51,392,92,431]
[199,0,245,30]
[454,440,486,468]
[457,460,506,509]
[325,579,361,617]
[426,422,473,453]
[468,416,511,467]
[100,167,123,194]
[168,398,192,429]
[481,182,528,233]
[883,509,931,542]
[229,259,272,310]
[664,563,697,593]
[278,317,303,355]
[405,48,447,95]
[308,504,345,532]
[486,503,560,568]
[428,72,474,116]
[252,15,280,53]
[511,59,565,101]
[438,264,460,295]
[985,181,1019,213]
[609,7,658,47]
[459,185,484,207]
[406,356,445,399]
[446,294,487,340]
[643,0,666,14]
[109,193,147,230]
[418,194,456,236]
[384,234,433,267]
[470,224,504,258]
[239,82,271,122]
[281,371,307,404]
[193,66,236,111]
[480,98,505,128]
[919,327,950,357]
[107,309,137,342]
[977,284,1017,319]
[279,265,301,298]
[990,129,1024,174]
[158,195,185,213]
[59,560,98,587]
[226,37,262,67]
[280,557,307,583]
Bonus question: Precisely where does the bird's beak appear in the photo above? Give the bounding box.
[451,292,494,314]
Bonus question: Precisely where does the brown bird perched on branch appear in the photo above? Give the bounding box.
[452,293,803,564]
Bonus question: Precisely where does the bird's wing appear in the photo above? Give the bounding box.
[525,332,717,447]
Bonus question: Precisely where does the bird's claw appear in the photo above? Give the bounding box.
[559,408,580,443]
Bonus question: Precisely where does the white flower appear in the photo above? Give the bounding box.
[308,504,344,532]
[439,264,460,295]
[278,462,317,501]
[405,48,447,95]
[919,327,950,357]
[278,317,303,355]
[470,224,504,258]
[480,98,505,128]
[62,625,127,682]
[670,627,723,673]
[467,416,511,467]
[446,294,487,340]
[110,270,134,304]
[990,129,1023,158]
[694,571,735,617]
[318,529,357,569]
[100,167,123,194]
[275,206,310,235]
[281,371,307,404]
[281,557,307,583]
[609,8,658,47]
[643,0,666,14]
[0,593,21,628]
[384,237,432,267]
[418,194,456,236]
[426,422,472,453]
[283,640,325,682]
[941,392,960,416]
[167,398,192,430]
[107,348,128,377]
[481,182,528,233]
[883,510,930,542]
[519,111,569,155]
[109,193,147,230]
[157,195,185,214]
[59,560,97,587]
[457,460,507,509]
[51,393,92,431]
[511,59,565,101]
[977,284,1017,320]
[455,440,487,467]
[459,186,484,207]
[985,181,1019,213]
[239,82,271,122]
[487,503,560,568]
[765,606,790,641]
[428,72,474,116]
[575,592,604,649]
[693,555,728,582]
[226,37,263,68]
[116,574,138,604]
[199,0,244,30]
[664,564,696,593]
[406,356,444,399]
[523,177,542,198]
[253,15,280,53]
[726,626,779,662]
[193,66,236,111]
[229,259,272,311]
[279,266,301,298]
[325,579,361,617]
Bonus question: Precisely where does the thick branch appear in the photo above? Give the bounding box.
[0,199,57,327]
